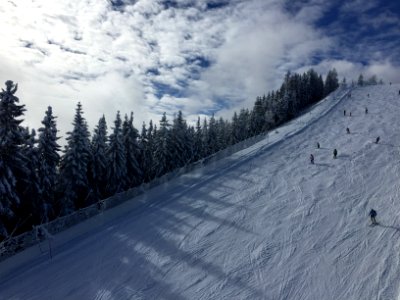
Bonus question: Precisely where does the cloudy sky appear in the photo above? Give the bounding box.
[0,0,399,141]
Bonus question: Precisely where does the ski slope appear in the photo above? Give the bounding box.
[1,84,400,299]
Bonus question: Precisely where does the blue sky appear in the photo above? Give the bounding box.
[0,0,399,140]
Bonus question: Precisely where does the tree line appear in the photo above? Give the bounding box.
[0,68,339,239]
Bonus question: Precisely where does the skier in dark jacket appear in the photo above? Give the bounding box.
[369,209,378,225]
[375,136,380,144]
[346,127,350,134]
[365,107,368,114]
[344,110,346,116]
[310,154,314,164]
[317,142,320,149]
[333,148,338,159]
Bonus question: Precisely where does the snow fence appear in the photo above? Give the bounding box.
[0,130,269,262]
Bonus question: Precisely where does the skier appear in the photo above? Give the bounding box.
[310,154,314,164]
[333,148,338,159]
[344,110,346,116]
[346,127,350,134]
[375,136,380,144]
[317,142,320,149]
[365,107,368,114]
[349,112,352,117]
[369,209,378,225]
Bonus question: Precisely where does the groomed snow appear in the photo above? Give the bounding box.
[1,84,400,299]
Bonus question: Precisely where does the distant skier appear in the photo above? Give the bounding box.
[367,93,370,97]
[369,209,378,225]
[346,127,350,134]
[365,107,368,114]
[398,90,400,95]
[375,136,380,144]
[344,110,346,116]
[349,112,352,117]
[333,148,338,159]
[317,142,320,149]
[310,154,314,164]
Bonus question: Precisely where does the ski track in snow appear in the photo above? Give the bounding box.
[1,85,400,299]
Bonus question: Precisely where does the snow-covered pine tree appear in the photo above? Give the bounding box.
[238,109,250,141]
[186,125,195,163]
[317,75,325,101]
[341,77,347,87]
[106,111,127,194]
[193,116,204,161]
[306,69,321,105]
[59,102,91,213]
[231,112,241,145]
[19,128,42,229]
[170,111,190,169]
[153,113,173,177]
[37,106,61,221]
[324,68,339,96]
[139,121,155,182]
[88,115,108,201]
[358,74,364,86]
[250,96,266,136]
[201,118,209,156]
[216,117,229,151]
[0,81,29,237]
[206,114,218,155]
[122,112,142,189]
[367,75,377,85]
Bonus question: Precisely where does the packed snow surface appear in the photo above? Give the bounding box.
[1,84,400,299]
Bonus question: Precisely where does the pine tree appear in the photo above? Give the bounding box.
[193,117,203,161]
[88,115,108,201]
[19,128,42,228]
[122,112,142,188]
[250,97,266,135]
[153,113,173,177]
[207,114,218,155]
[367,75,377,85]
[59,102,91,213]
[358,74,364,86]
[139,121,155,182]
[238,109,250,141]
[37,106,61,221]
[186,125,195,163]
[0,81,29,237]
[216,117,229,151]
[324,68,339,96]
[202,118,209,156]
[171,111,190,169]
[107,112,127,194]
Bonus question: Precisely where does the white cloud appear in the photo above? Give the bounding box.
[296,59,399,85]
[0,0,398,141]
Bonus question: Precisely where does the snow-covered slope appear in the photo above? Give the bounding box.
[1,84,400,300]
